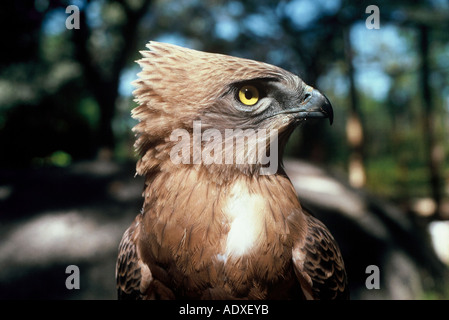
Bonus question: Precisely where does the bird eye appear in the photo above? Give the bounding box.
[238,85,259,106]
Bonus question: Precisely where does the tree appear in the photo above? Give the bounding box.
[71,0,152,152]
[343,26,366,188]
[418,23,444,219]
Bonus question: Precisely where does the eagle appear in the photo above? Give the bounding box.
[116,41,348,300]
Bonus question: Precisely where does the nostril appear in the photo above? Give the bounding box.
[303,92,312,104]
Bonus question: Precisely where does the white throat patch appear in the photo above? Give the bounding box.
[220,181,268,261]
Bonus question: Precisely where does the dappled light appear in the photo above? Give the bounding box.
[0,211,120,267]
[0,0,448,300]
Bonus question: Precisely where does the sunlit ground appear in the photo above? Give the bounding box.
[0,158,448,299]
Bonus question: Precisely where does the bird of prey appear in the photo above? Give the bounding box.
[116,41,348,300]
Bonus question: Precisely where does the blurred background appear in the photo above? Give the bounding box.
[0,0,448,299]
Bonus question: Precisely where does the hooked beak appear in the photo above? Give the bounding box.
[288,86,334,125]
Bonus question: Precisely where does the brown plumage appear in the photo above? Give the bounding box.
[116,41,348,299]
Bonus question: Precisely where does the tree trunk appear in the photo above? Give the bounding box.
[343,26,366,188]
[418,24,444,219]
[72,0,151,156]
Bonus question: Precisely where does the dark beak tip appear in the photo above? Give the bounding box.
[295,87,334,125]
[327,106,334,125]
[322,94,334,126]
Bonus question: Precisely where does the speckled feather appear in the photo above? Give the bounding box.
[116,41,348,300]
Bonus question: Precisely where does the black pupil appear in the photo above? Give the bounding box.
[244,89,253,100]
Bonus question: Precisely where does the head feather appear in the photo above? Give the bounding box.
[131,41,297,177]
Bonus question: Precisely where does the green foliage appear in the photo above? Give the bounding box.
[0,0,448,207]
[78,97,101,129]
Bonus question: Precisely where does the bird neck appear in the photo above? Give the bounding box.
[140,164,305,239]
[137,164,308,297]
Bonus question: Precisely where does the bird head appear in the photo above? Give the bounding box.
[132,42,333,178]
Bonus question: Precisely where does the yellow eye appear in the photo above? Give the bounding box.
[238,85,259,106]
